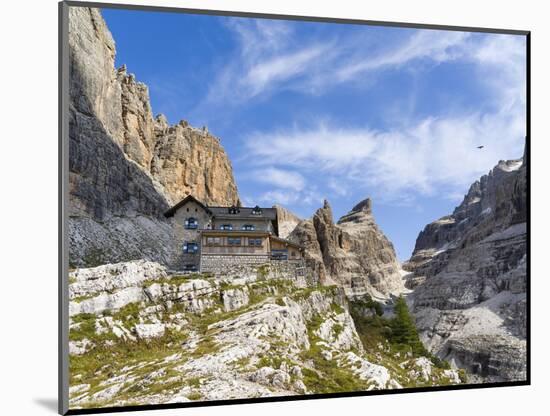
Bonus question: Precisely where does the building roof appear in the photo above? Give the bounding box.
[163,195,212,218]
[207,206,277,220]
[165,195,278,229]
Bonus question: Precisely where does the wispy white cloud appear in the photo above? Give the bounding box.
[202,21,336,104]
[236,30,526,204]
[472,34,526,111]
[201,22,484,107]
[335,30,471,82]
[241,167,322,208]
[243,106,525,203]
[195,20,526,208]
[247,167,306,191]
[256,188,323,207]
[245,45,329,97]
[327,177,349,197]
[257,189,299,206]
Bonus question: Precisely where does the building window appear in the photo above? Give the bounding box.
[220,224,233,231]
[248,238,263,247]
[242,224,255,231]
[291,250,296,257]
[183,242,199,253]
[271,249,288,260]
[206,237,222,246]
[185,217,198,229]
[228,237,242,245]
[228,206,240,214]
[251,205,262,215]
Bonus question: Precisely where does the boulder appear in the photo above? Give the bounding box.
[221,287,250,312]
[134,323,166,340]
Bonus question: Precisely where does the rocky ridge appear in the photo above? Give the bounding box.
[68,261,461,409]
[405,155,527,382]
[68,7,239,267]
[289,198,406,300]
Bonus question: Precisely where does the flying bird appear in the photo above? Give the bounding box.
[477,145,484,149]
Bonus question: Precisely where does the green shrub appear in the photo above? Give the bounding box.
[187,391,202,401]
[389,296,427,356]
[275,297,286,307]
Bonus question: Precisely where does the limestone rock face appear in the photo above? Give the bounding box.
[118,65,157,171]
[68,8,174,267]
[273,205,301,239]
[288,218,329,285]
[134,323,166,340]
[406,155,527,382]
[69,260,168,300]
[68,7,240,266]
[150,121,239,206]
[289,198,405,299]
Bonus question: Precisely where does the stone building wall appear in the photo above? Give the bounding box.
[170,200,212,270]
[211,217,274,232]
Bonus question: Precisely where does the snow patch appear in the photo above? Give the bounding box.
[435,217,455,225]
[458,218,469,226]
[468,197,481,205]
[481,207,492,216]
[500,160,523,172]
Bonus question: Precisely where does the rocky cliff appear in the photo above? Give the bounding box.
[289,198,405,299]
[68,261,460,409]
[150,118,240,207]
[274,205,301,239]
[405,154,527,382]
[68,8,240,267]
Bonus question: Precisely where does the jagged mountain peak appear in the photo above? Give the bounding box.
[290,197,404,299]
[338,198,375,226]
[350,197,373,215]
[404,150,527,382]
[314,199,334,224]
[411,154,527,255]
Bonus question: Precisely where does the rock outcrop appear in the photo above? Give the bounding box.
[405,155,527,382]
[274,205,301,239]
[68,261,460,409]
[289,198,405,299]
[68,7,239,267]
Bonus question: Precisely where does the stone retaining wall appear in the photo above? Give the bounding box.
[200,254,270,274]
[199,255,313,288]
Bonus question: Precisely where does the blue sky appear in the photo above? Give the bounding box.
[101,8,526,261]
